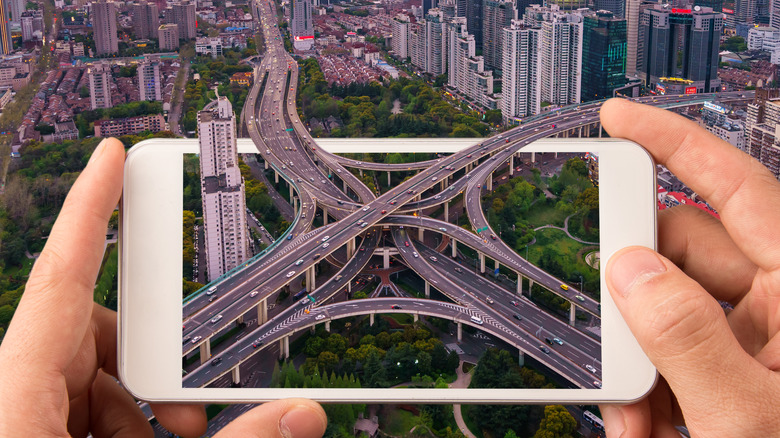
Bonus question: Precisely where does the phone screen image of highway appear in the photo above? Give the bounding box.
[181,144,601,392]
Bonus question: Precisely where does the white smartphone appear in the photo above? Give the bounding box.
[119,137,657,403]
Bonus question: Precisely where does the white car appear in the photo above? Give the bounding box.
[412,251,419,258]
[286,271,296,278]
[322,236,330,241]
[250,291,259,298]
[362,206,369,211]
[322,243,329,248]
[585,364,597,373]
[190,336,202,344]
[210,315,223,324]
[315,314,326,321]
[295,259,304,265]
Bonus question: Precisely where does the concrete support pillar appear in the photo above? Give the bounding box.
[487,173,493,191]
[479,252,485,274]
[308,266,316,291]
[451,239,457,258]
[528,279,534,296]
[370,313,375,326]
[509,155,514,176]
[288,184,293,201]
[387,171,391,186]
[231,366,241,386]
[359,168,363,177]
[325,321,331,332]
[578,126,583,138]
[457,322,462,342]
[346,237,355,258]
[494,260,499,274]
[323,206,328,225]
[284,336,290,359]
[444,201,449,222]
[343,180,347,192]
[279,338,285,359]
[310,326,315,334]
[531,152,536,163]
[598,123,603,138]
[440,179,446,191]
[348,282,352,292]
[237,315,244,325]
[425,281,430,298]
[199,342,211,364]
[413,314,419,323]
[264,159,269,170]
[518,350,525,367]
[517,275,522,295]
[383,248,390,269]
[418,226,424,241]
[274,170,279,184]
[292,196,298,212]
[569,303,576,325]
[554,152,559,159]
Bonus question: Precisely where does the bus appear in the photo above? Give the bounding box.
[582,410,604,435]
[293,288,307,301]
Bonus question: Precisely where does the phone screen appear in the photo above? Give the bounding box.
[180,150,601,392]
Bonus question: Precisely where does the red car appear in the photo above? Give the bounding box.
[381,210,387,214]
[405,242,410,247]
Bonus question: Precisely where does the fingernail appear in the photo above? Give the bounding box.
[88,139,109,166]
[601,405,626,438]
[610,247,667,297]
[280,405,325,438]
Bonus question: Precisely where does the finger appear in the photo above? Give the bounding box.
[0,138,125,377]
[87,370,153,438]
[600,400,650,438]
[64,304,119,399]
[213,398,327,438]
[657,205,757,304]
[607,246,780,435]
[150,403,208,438]
[600,98,780,272]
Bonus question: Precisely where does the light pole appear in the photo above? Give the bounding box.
[579,275,584,294]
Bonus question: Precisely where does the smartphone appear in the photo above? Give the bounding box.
[119,137,657,403]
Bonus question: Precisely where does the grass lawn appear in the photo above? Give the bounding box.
[384,313,414,325]
[523,201,567,228]
[527,228,587,267]
[460,404,485,438]
[381,407,420,436]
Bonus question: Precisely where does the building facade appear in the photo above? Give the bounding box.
[198,97,249,280]
[391,14,410,59]
[595,0,626,18]
[132,1,159,40]
[482,0,515,72]
[291,0,314,50]
[448,17,498,110]
[501,19,541,121]
[0,0,13,54]
[170,1,196,40]
[581,11,627,101]
[529,5,584,106]
[159,23,180,50]
[88,62,112,110]
[137,60,162,101]
[93,1,119,55]
[94,113,166,137]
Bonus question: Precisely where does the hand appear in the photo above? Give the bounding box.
[598,99,780,436]
[0,138,328,438]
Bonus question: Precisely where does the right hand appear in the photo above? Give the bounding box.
[598,98,780,436]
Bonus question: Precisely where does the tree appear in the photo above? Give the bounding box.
[0,305,15,327]
[79,86,89,98]
[721,36,747,53]
[316,351,340,375]
[362,350,386,388]
[533,405,577,438]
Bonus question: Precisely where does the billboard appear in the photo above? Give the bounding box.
[685,86,697,94]
[293,35,314,41]
[656,84,667,95]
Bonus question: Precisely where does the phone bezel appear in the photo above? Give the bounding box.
[119,137,657,403]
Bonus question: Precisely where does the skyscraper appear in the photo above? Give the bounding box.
[466,0,483,49]
[482,0,515,72]
[581,11,627,101]
[771,0,780,29]
[0,0,13,54]
[595,0,626,18]
[7,0,24,23]
[170,1,196,40]
[423,0,438,16]
[132,1,159,40]
[21,11,34,42]
[501,19,541,121]
[447,17,498,109]
[625,0,655,77]
[640,4,723,93]
[425,8,448,76]
[198,97,250,280]
[88,62,113,109]
[138,60,161,101]
[158,23,180,50]
[547,0,588,10]
[392,14,410,59]
[735,0,755,25]
[92,1,119,55]
[291,0,314,50]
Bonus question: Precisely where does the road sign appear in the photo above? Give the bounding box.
[477,226,489,233]
[307,294,316,303]
[494,268,500,276]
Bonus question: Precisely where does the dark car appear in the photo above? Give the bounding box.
[545,337,553,345]
[539,345,550,354]
[252,341,264,349]
[211,357,222,366]
[391,305,402,309]
[513,314,522,321]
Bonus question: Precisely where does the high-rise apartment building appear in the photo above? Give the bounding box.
[291,0,314,50]
[169,1,196,40]
[391,14,410,59]
[425,9,448,76]
[501,19,541,121]
[640,4,723,93]
[625,0,655,77]
[447,17,499,110]
[735,0,755,25]
[138,60,162,101]
[132,1,159,40]
[482,0,515,72]
[92,1,119,55]
[0,0,13,54]
[423,0,438,16]
[21,11,34,41]
[7,0,24,23]
[770,0,780,29]
[581,11,627,102]
[595,0,626,18]
[88,62,113,109]
[198,97,249,280]
[158,23,180,50]
[465,0,483,49]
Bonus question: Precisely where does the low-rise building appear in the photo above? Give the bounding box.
[229,71,253,86]
[42,120,80,142]
[195,37,223,58]
[94,114,166,137]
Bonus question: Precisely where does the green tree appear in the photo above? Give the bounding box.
[533,405,577,438]
[721,36,747,52]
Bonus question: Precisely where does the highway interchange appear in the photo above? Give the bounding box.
[180,0,755,391]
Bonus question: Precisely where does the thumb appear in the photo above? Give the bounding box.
[213,398,327,438]
[606,246,764,430]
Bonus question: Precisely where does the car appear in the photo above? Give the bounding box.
[209,295,218,302]
[551,124,556,128]
[439,227,447,232]
[407,189,414,194]
[405,241,410,247]
[454,267,463,273]
[190,336,202,344]
[182,335,191,344]
[575,295,585,302]
[286,271,296,278]
[361,223,368,228]
[539,345,550,354]
[470,315,484,325]
[485,297,494,304]
[545,337,553,345]
[362,206,370,211]
[434,195,441,199]
[359,247,365,251]
[335,275,343,281]
[295,259,304,265]
[510,300,519,307]
[429,256,438,262]
[211,357,222,366]
[322,236,330,241]
[381,210,387,214]
[467,154,472,158]
[313,253,321,260]
[412,251,419,258]
[593,380,602,388]
[431,176,437,181]
[560,284,569,291]
[252,340,264,348]
[322,243,329,248]
[250,291,259,298]
[337,200,343,205]
[505,139,510,143]
[513,314,522,321]
[287,235,293,240]
[389,200,396,205]
[391,305,402,309]
[490,234,496,240]
[553,337,563,345]
[210,315,223,324]
[585,364,597,373]
[492,155,497,160]
[206,286,217,296]
[477,184,481,188]
[315,314,326,320]
[337,169,342,173]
